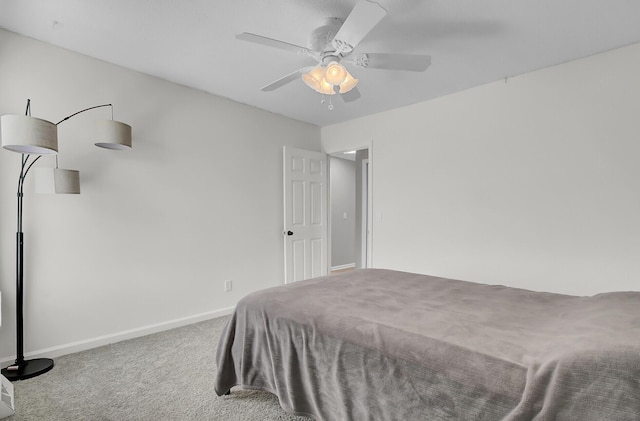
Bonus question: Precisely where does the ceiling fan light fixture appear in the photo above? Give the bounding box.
[302,60,358,96]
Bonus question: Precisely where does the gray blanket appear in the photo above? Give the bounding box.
[215,269,640,420]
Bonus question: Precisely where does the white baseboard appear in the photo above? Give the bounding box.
[331,263,356,271]
[0,306,235,367]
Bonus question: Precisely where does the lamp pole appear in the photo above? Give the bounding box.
[0,152,53,380]
[1,100,119,381]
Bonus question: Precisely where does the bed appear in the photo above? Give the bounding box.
[214,269,640,420]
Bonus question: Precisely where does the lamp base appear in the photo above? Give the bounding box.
[1,358,54,381]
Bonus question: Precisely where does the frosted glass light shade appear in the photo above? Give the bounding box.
[34,168,80,194]
[1,115,58,154]
[318,78,337,95]
[301,65,326,93]
[338,72,359,93]
[325,62,348,85]
[94,120,132,150]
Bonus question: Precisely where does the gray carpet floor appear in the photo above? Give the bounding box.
[5,316,310,420]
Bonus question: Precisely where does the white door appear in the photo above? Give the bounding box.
[283,146,328,283]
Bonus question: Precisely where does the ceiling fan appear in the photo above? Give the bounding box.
[236,0,431,104]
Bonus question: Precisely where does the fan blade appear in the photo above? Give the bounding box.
[236,32,316,57]
[340,87,361,103]
[348,53,431,72]
[331,0,387,54]
[261,67,314,92]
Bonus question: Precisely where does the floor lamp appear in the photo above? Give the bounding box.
[0,99,131,381]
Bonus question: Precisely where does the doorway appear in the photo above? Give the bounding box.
[329,148,369,273]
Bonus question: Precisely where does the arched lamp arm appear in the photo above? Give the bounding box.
[16,154,42,232]
[14,100,117,229]
[56,103,113,126]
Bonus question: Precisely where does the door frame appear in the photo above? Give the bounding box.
[361,158,370,268]
[327,146,373,273]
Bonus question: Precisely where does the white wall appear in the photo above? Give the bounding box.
[322,42,640,296]
[330,156,356,268]
[0,30,320,362]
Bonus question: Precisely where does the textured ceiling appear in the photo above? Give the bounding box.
[1,0,640,127]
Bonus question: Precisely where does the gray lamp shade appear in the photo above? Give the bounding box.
[34,168,81,194]
[1,114,58,154]
[94,120,132,150]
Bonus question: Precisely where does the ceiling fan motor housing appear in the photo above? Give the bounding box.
[309,17,344,55]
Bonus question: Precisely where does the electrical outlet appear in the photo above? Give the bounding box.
[224,280,232,292]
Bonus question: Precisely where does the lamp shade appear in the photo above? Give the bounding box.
[94,120,132,150]
[1,115,58,155]
[34,168,80,194]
